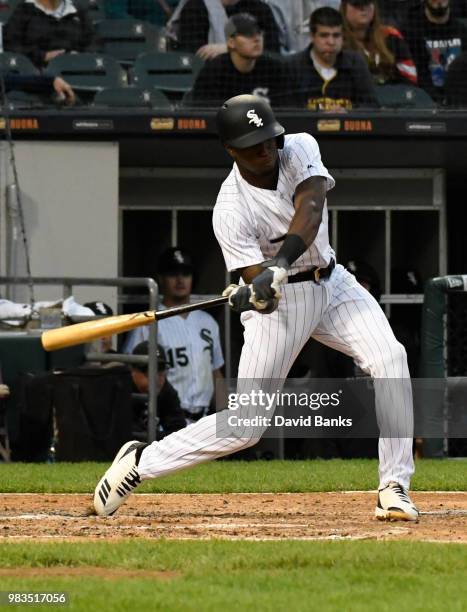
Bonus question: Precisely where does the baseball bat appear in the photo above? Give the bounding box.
[41,296,228,351]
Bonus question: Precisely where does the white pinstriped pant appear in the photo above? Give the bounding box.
[139,264,415,490]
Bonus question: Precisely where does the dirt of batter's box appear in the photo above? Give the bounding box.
[0,492,466,542]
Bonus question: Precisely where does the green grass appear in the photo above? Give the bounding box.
[0,459,465,493]
[0,462,465,611]
[0,540,466,612]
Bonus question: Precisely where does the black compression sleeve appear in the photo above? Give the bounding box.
[276,234,307,267]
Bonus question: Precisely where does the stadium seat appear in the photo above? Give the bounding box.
[1,91,44,109]
[0,52,39,75]
[0,53,47,108]
[93,86,171,109]
[180,89,194,107]
[132,52,204,93]
[0,52,41,107]
[97,19,165,65]
[375,84,437,109]
[44,53,127,93]
[0,0,15,22]
[0,10,11,25]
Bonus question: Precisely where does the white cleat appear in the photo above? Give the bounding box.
[375,481,419,522]
[94,440,146,517]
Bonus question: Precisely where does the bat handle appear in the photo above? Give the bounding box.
[156,296,229,320]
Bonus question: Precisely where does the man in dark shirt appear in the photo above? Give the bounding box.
[174,0,281,58]
[190,13,290,106]
[288,7,378,110]
[130,341,186,440]
[402,0,467,100]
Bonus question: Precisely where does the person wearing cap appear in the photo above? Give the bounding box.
[401,0,467,100]
[130,341,186,440]
[341,0,418,85]
[124,247,225,424]
[190,13,291,107]
[287,6,378,110]
[169,0,281,60]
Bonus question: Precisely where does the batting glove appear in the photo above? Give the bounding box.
[222,284,279,315]
[250,261,288,306]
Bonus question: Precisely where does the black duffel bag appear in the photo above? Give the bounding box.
[10,371,55,462]
[53,366,133,462]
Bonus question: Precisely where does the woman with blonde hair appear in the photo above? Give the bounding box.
[341,0,417,84]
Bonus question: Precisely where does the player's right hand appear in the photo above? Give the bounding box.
[222,284,279,315]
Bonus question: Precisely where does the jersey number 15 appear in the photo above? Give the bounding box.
[166,347,189,368]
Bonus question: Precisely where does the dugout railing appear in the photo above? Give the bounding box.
[420,274,467,458]
[0,275,160,446]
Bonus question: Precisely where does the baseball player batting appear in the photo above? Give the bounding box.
[94,94,418,522]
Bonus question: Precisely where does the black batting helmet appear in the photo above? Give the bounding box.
[216,94,285,149]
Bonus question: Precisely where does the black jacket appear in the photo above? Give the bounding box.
[4,2,97,68]
[191,52,291,107]
[287,45,378,110]
[178,0,280,53]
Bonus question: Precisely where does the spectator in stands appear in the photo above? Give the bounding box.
[445,50,467,105]
[402,0,467,100]
[168,0,281,60]
[288,7,378,111]
[341,0,418,85]
[4,0,98,69]
[124,247,225,424]
[103,0,179,27]
[190,13,291,106]
[271,1,343,53]
[1,72,76,104]
[130,341,186,439]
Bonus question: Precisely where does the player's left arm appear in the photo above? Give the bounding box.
[246,175,327,301]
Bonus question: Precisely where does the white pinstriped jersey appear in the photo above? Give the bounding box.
[124,308,224,413]
[137,131,415,495]
[212,133,335,273]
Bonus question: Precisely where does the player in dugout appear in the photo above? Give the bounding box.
[130,341,187,440]
[124,247,225,425]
